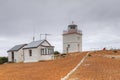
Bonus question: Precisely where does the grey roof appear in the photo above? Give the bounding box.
[8,44,27,52]
[23,39,47,49]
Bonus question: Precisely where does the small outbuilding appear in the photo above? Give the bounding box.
[23,39,54,63]
[7,44,27,63]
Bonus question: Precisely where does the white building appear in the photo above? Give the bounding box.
[7,39,54,63]
[63,23,82,53]
[23,39,54,63]
[7,44,27,63]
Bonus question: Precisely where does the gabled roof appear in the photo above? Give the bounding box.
[23,39,51,49]
[7,44,27,52]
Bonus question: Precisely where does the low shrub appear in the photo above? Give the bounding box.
[112,57,115,59]
[88,54,92,57]
[0,57,8,64]
[54,51,60,55]
[113,50,117,53]
[61,54,66,57]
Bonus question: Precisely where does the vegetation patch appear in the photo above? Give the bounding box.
[113,50,117,53]
[112,57,115,59]
[61,53,67,57]
[88,54,92,57]
[0,57,8,64]
[54,51,60,55]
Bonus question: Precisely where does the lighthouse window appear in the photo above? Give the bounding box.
[68,44,70,48]
[70,26,75,29]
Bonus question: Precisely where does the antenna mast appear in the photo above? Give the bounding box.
[72,21,74,24]
[32,25,36,41]
[40,33,51,40]
[40,34,44,40]
[45,34,51,40]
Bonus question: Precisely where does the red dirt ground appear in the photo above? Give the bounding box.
[68,50,120,80]
[0,52,86,80]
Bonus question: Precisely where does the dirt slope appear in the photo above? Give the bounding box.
[0,52,86,80]
[68,50,120,80]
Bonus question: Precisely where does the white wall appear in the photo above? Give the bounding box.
[23,48,39,62]
[17,49,24,62]
[8,48,24,63]
[42,41,51,46]
[63,34,82,53]
[8,52,12,62]
[24,41,54,63]
[40,55,54,60]
[39,46,54,61]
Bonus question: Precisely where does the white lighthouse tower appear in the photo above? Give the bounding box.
[63,22,82,53]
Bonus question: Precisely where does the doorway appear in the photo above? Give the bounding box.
[11,52,14,62]
[78,44,80,52]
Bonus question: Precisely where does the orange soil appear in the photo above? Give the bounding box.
[0,52,86,80]
[68,50,120,80]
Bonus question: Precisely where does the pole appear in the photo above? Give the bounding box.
[40,34,44,40]
[45,34,51,40]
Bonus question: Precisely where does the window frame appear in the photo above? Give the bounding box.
[41,48,44,55]
[29,50,32,56]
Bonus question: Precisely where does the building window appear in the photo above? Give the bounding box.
[48,49,50,55]
[45,48,47,55]
[50,49,54,54]
[41,48,53,55]
[70,26,75,29]
[41,48,44,55]
[29,50,32,56]
[48,49,52,55]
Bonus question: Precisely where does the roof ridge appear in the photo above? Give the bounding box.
[23,39,46,49]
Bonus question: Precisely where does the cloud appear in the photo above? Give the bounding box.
[0,0,120,56]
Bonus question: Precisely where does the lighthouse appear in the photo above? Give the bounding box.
[63,22,82,53]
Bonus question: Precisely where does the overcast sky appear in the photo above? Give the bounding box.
[0,0,120,56]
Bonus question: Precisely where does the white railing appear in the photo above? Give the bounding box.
[63,29,82,34]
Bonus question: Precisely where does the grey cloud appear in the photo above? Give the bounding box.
[0,0,120,56]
